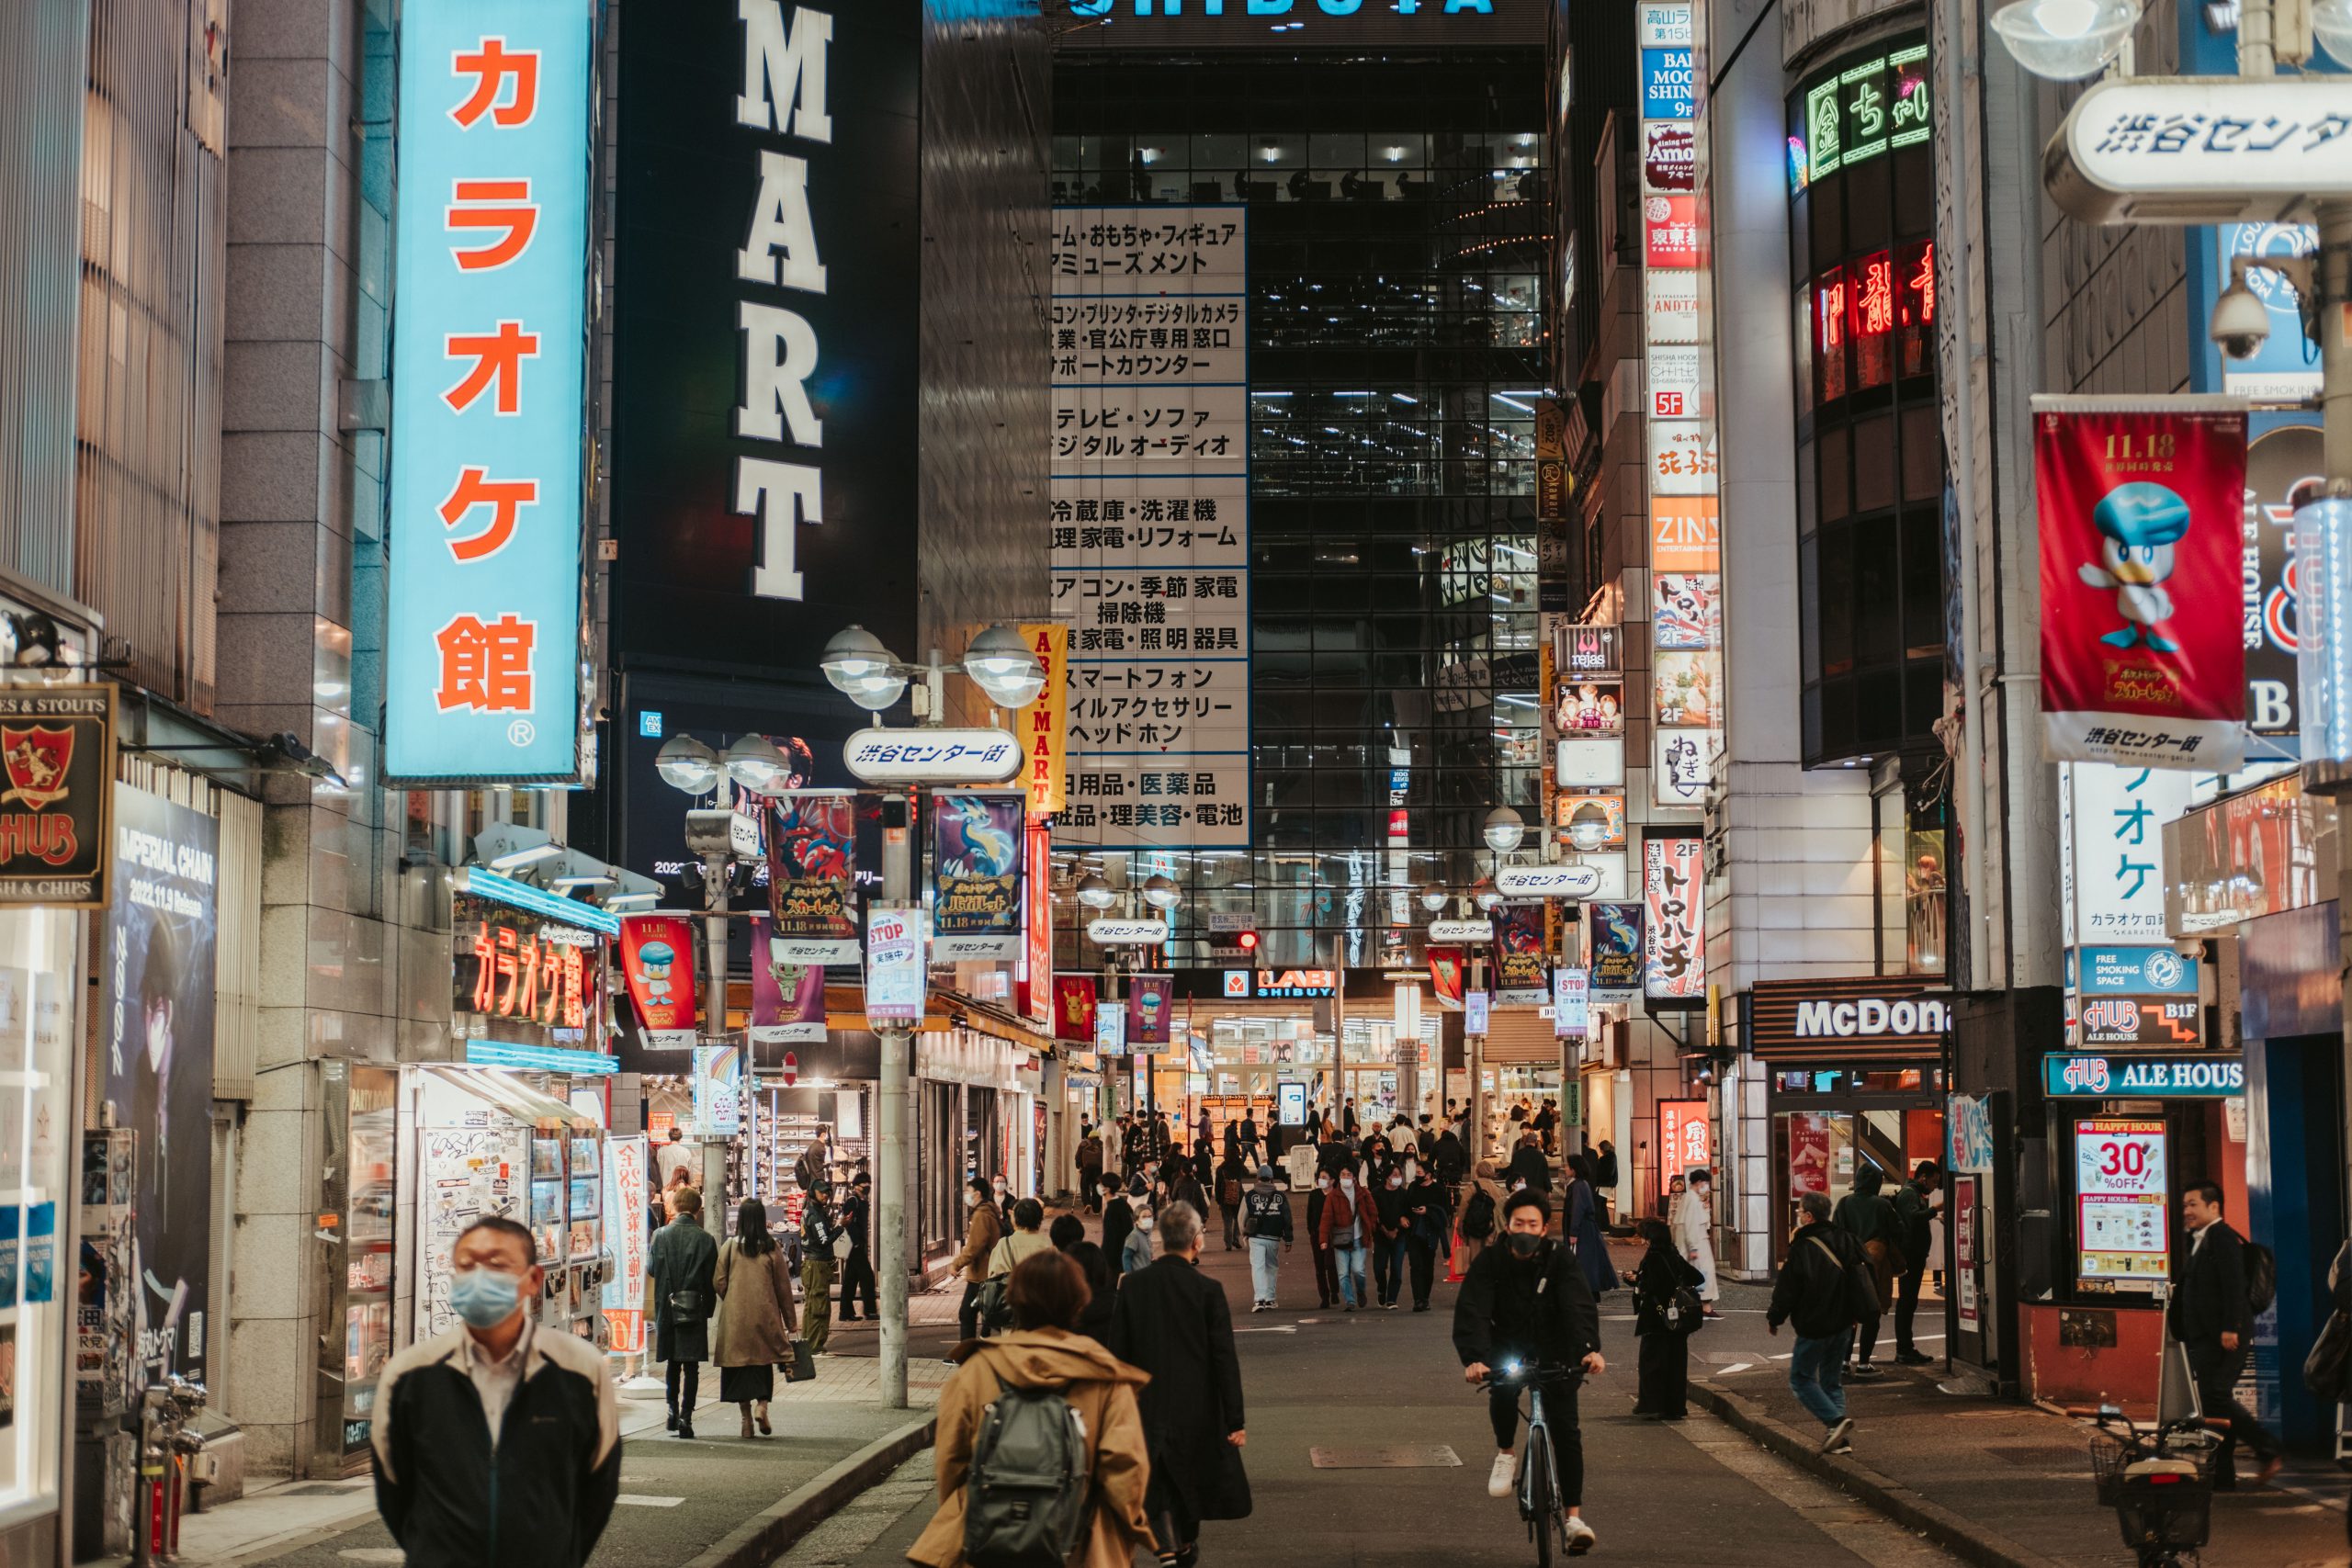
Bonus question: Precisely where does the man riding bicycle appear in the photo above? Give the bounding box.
[1453,1187,1608,1555]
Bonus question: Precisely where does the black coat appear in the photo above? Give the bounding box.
[1593,1146,1620,1189]
[648,1217,718,1362]
[1769,1221,1867,1340]
[2168,1221,2257,1347]
[1172,1174,1211,1222]
[1452,1239,1602,1371]
[1107,1256,1251,1522]
[1432,1131,1469,1187]
[1316,1139,1352,1178]
[1630,1239,1705,1337]
[1508,1143,1553,1195]
[1102,1193,1136,1269]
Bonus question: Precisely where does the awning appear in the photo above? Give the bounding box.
[416,1064,597,1131]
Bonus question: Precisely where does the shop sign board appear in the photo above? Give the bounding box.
[1277,1079,1307,1127]
[2043,1053,2245,1097]
[1641,833,1704,1004]
[455,897,604,1036]
[1255,968,1336,998]
[1642,122,1695,193]
[843,728,1022,784]
[1658,1099,1709,1189]
[1558,625,1622,674]
[2051,77,2352,227]
[1023,820,1054,1027]
[1014,624,1069,814]
[2075,1115,2170,1284]
[1553,968,1589,1038]
[2242,422,2313,745]
[2035,400,2248,770]
[1743,976,1951,1058]
[1428,919,1494,944]
[2061,763,2192,944]
[1953,1173,1981,1329]
[2072,944,2199,996]
[385,0,592,784]
[1642,45,1694,119]
[1555,735,1626,787]
[1947,1093,1996,1171]
[1496,864,1602,898]
[1086,917,1170,946]
[619,914,699,1048]
[2075,994,2203,1047]
[1655,726,1720,809]
[601,1134,649,1354]
[0,682,114,906]
[863,905,926,1026]
[1637,1,1693,45]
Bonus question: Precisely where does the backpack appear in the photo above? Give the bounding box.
[962,1384,1091,1568]
[1462,1189,1496,1240]
[2245,1240,2277,1315]
[1220,1177,1242,1207]
[975,1276,1014,1337]
[1660,1283,1707,1336]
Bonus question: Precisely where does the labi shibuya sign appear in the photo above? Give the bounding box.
[1057,0,1542,47]
[613,3,921,676]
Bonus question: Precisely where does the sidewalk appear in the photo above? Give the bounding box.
[168,1359,938,1568]
[1611,1242,2348,1567]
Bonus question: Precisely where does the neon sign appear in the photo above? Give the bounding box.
[1793,41,1931,193]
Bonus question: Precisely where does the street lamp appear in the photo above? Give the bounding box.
[722,732,793,796]
[654,734,721,794]
[1141,873,1182,910]
[2317,0,2352,62]
[1471,877,1503,914]
[1418,881,1450,914]
[1990,0,2141,79]
[820,625,910,712]
[1484,806,1526,854]
[1076,872,1117,910]
[961,625,1048,708]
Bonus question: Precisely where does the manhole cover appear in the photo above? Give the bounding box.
[1984,1445,2086,1468]
[1308,1445,1462,1469]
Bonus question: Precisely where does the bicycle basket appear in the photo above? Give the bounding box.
[2088,1431,2138,1507]
[2110,1444,2214,1555]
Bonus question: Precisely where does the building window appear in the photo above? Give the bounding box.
[1786,37,1945,767]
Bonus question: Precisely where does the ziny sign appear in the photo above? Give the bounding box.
[2042,1053,2245,1097]
[386,0,594,784]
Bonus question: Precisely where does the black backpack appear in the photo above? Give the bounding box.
[963,1384,1091,1568]
[2245,1240,2277,1315]
[1462,1189,1497,1240]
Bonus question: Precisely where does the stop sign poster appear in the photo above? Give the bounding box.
[2075,1116,2170,1284]
[2036,399,2246,770]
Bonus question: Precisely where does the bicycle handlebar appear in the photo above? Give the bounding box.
[1478,1361,1582,1391]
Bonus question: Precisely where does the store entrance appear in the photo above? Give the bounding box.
[1766,1065,1946,1267]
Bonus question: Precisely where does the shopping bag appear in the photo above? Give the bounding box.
[782,1338,817,1383]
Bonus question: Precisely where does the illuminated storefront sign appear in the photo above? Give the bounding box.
[2044,1053,2245,1097]
[1795,42,1930,190]
[1742,976,1951,1058]
[386,0,593,783]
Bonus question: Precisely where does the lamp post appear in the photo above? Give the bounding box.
[819,622,1042,1411]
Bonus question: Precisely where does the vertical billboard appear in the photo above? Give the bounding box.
[386,0,594,783]
[613,1,922,673]
[2034,399,2247,770]
[1016,624,1070,816]
[929,793,1024,962]
[1642,831,1704,1005]
[99,784,220,1386]
[1048,209,1250,849]
[618,914,699,1048]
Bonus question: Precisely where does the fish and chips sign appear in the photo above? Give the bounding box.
[0,684,114,906]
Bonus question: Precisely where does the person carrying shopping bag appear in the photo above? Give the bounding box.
[712,1196,798,1438]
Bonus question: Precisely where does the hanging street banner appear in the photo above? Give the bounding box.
[1554,967,1590,1039]
[864,905,926,1027]
[385,0,592,784]
[749,915,826,1049]
[930,792,1024,961]
[1126,974,1173,1052]
[2035,398,2247,771]
[693,1043,742,1137]
[1495,903,1550,1004]
[1015,624,1069,815]
[1643,832,1705,1005]
[0,682,114,906]
[766,791,860,964]
[1054,974,1099,1043]
[1589,901,1645,999]
[619,914,698,1048]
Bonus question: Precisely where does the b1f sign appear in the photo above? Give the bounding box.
[386,0,594,784]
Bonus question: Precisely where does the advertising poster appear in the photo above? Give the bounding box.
[1655,650,1717,726]
[1655,727,1721,808]
[1094,1000,1127,1057]
[1495,904,1550,1003]
[2075,1116,2170,1283]
[748,915,826,1050]
[1653,572,1720,649]
[1643,833,1705,1003]
[1589,902,1645,998]
[864,907,926,1027]
[1650,495,1720,570]
[1023,821,1054,1028]
[693,1045,742,1138]
[1658,1099,1711,1188]
[0,683,114,906]
[1788,1113,1832,1195]
[766,792,861,964]
[1557,680,1626,735]
[2243,423,2316,749]
[930,793,1024,962]
[1429,948,1465,1008]
[618,914,698,1048]
[1014,625,1069,815]
[1053,975,1099,1043]
[2035,399,2248,770]
[1553,968,1590,1039]
[1464,989,1490,1033]
[1126,975,1173,1053]
[600,1134,648,1354]
[100,784,219,1386]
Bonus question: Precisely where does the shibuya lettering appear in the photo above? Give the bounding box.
[734,2,833,603]
[1793,994,1951,1037]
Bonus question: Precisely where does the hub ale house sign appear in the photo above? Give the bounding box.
[614,3,920,673]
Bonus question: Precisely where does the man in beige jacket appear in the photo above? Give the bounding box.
[947,1176,1004,1356]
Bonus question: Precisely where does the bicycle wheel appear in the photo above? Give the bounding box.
[1525,1426,1555,1568]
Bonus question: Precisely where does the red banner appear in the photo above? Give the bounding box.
[1659,1099,1711,1191]
[1053,975,1098,1043]
[1428,948,1464,1007]
[620,914,698,1048]
[2036,400,2247,770]
[1019,820,1054,1029]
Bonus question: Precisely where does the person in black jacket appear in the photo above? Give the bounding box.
[374,1216,620,1567]
[1243,1164,1295,1312]
[1108,1202,1250,1563]
[1402,1163,1448,1311]
[1059,1236,1119,1347]
[2170,1182,2280,1486]
[837,1172,877,1322]
[1453,1189,1606,1555]
[1508,1132,1553,1196]
[1890,1161,1939,1365]
[1627,1218,1705,1419]
[1768,1190,1866,1455]
[1372,1165,1412,1308]
[648,1188,718,1436]
[1102,1179,1138,1275]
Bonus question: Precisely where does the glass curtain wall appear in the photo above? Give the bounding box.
[1052,52,1547,971]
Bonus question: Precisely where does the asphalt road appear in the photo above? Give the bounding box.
[781,1234,1965,1567]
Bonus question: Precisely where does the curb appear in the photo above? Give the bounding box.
[1688,1379,2075,1568]
[682,1415,937,1568]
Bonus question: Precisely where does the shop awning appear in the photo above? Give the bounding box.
[818,986,1053,1055]
[418,1064,597,1131]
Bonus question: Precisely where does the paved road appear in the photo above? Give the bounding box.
[784,1234,1963,1567]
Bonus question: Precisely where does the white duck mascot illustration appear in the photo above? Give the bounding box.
[2075,480,2189,653]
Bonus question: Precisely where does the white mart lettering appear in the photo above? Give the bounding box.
[733,3,831,604]
[1792,996,1951,1037]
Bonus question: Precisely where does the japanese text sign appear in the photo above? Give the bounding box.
[2052,76,2352,227]
[1554,968,1590,1039]
[1643,833,1704,1003]
[386,0,592,783]
[619,915,698,1048]
[2035,400,2247,770]
[2074,1116,2170,1284]
[864,905,926,1026]
[1015,625,1069,815]
[1658,1100,1710,1189]
[929,792,1024,962]
[455,896,603,1037]
[2060,763,2190,945]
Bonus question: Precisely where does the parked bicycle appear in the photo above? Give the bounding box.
[2077,1404,2221,1568]
[1481,1360,1589,1564]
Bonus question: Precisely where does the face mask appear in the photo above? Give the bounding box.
[1136,1214,1155,1231]
[1510,1179,1526,1192]
[993,1181,1007,1195]
[1387,1175,1404,1189]
[450,1267,523,1330]
[1340,1176,1355,1189]
[1506,1232,1544,1259]
[1316,1177,1330,1190]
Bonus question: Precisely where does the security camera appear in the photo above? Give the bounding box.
[2211,278,2270,360]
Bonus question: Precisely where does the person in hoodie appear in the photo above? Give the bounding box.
[1627,1217,1705,1420]
[911,1250,1155,1568]
[1122,1203,1157,1276]
[1317,1165,1377,1312]
[1402,1160,1448,1312]
[1373,1162,1412,1309]
[1305,1170,1341,1308]
[1102,1179,1138,1275]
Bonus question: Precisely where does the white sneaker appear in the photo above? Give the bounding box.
[1821,1417,1855,1455]
[1487,1451,1516,1498]
[1562,1516,1597,1556]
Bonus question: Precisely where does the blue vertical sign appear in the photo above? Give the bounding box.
[386,0,593,783]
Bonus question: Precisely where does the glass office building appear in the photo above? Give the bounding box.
[1049,25,1550,972]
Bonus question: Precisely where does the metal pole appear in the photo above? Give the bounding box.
[2318,200,2352,1312]
[878,789,914,1409]
[703,850,732,1202]
[1469,953,1488,1163]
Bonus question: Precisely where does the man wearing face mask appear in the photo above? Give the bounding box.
[373,1216,620,1567]
[1317,1164,1378,1312]
[1305,1169,1341,1308]
[1373,1163,1412,1310]
[1454,1189,1606,1555]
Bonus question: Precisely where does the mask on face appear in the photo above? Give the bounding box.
[1506,1232,1544,1259]
[1136,1214,1155,1231]
[450,1267,523,1329]
[1316,1176,1330,1190]
[1387,1175,1404,1189]
[1340,1175,1356,1189]
[992,1181,1007,1196]
[1510,1178,1526,1192]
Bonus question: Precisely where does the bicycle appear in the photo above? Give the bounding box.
[2075,1404,2221,1567]
[1481,1360,1589,1564]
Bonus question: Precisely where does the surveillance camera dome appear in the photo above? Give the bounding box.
[2211,281,2271,360]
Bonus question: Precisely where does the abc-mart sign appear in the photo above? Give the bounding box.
[1743,976,1952,1060]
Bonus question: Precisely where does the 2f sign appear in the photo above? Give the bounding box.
[734,3,831,603]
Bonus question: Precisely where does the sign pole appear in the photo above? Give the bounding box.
[878,789,913,1410]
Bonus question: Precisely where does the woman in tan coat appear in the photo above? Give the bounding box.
[909,1250,1153,1568]
[712,1196,798,1438]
